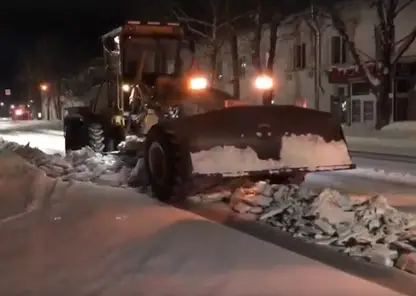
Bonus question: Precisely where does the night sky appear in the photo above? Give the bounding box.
[0,0,307,98]
[0,1,126,87]
[0,0,202,88]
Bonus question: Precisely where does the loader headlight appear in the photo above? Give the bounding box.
[254,75,273,90]
[189,77,208,90]
[122,84,131,93]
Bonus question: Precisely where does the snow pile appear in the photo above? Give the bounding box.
[381,121,416,133]
[0,151,63,222]
[191,134,352,176]
[226,182,416,273]
[339,167,416,186]
[118,135,144,153]
[0,139,144,188]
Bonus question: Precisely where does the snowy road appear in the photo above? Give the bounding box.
[1,120,416,295]
[1,119,416,213]
[1,121,416,222]
[0,182,407,296]
[1,120,415,190]
[0,120,63,154]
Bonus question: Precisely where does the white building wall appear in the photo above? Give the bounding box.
[195,0,416,117]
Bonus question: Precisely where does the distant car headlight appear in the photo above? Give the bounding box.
[254,75,273,90]
[14,109,23,116]
[189,77,208,90]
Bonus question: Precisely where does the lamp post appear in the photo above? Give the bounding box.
[39,83,49,120]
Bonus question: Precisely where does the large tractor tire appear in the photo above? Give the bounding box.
[144,125,190,203]
[88,123,105,152]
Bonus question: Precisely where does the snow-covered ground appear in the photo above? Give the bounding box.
[344,121,416,157]
[0,119,62,131]
[1,120,416,281]
[0,180,406,296]
[0,131,64,154]
[0,123,409,294]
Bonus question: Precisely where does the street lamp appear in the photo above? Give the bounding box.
[40,83,48,91]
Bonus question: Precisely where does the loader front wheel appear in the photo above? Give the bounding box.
[144,126,187,203]
[88,123,105,152]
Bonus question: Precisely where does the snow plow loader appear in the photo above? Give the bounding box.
[63,21,355,202]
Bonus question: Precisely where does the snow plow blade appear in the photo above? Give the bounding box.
[159,105,355,177]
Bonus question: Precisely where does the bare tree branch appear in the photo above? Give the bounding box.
[173,9,214,28]
[394,0,414,17]
[356,48,377,61]
[217,10,255,30]
[188,27,212,39]
[393,26,416,63]
[176,16,214,28]
[172,9,213,39]
[326,6,380,89]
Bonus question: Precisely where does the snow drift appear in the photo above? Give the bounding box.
[0,151,64,222]
[217,182,416,274]
[0,139,143,188]
[0,137,146,223]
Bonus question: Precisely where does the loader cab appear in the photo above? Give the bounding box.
[101,21,194,111]
[102,21,193,84]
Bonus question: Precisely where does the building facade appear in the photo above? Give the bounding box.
[196,0,416,127]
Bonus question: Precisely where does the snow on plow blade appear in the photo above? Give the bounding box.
[161,105,355,177]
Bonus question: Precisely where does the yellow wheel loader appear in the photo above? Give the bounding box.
[63,21,355,203]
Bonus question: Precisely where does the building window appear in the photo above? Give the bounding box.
[351,81,370,96]
[331,36,347,65]
[239,56,247,78]
[293,43,306,69]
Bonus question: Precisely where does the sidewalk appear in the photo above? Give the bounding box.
[343,122,416,157]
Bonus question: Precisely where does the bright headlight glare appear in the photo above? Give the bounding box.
[189,77,208,90]
[122,84,131,92]
[255,75,273,90]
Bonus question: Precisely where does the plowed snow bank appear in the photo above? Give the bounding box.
[0,138,146,222]
[0,139,143,188]
[0,151,61,222]
[205,182,416,274]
